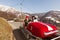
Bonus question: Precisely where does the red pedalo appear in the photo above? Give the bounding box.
[26,22,59,40]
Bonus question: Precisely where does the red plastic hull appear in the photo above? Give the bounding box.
[26,22,58,38]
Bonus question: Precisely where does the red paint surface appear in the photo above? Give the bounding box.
[26,22,58,38]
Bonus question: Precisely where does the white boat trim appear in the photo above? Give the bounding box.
[44,30,58,35]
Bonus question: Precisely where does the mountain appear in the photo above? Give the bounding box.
[0,5,17,13]
[0,5,60,22]
[40,10,60,26]
[44,10,60,17]
[41,10,60,20]
[0,5,27,20]
[26,13,46,18]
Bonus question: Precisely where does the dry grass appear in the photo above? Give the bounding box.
[0,17,14,40]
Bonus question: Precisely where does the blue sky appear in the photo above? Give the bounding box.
[0,0,60,13]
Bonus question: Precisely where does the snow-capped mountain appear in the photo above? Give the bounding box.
[0,5,19,20]
[0,5,27,20]
[0,5,18,13]
[0,5,10,11]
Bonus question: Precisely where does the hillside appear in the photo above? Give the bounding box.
[0,5,27,20]
[41,10,60,20]
[0,5,60,23]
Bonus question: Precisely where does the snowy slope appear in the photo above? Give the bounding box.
[0,5,17,13]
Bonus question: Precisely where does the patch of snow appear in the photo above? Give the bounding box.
[0,5,17,13]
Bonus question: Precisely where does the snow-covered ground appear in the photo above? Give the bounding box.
[8,21,23,30]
